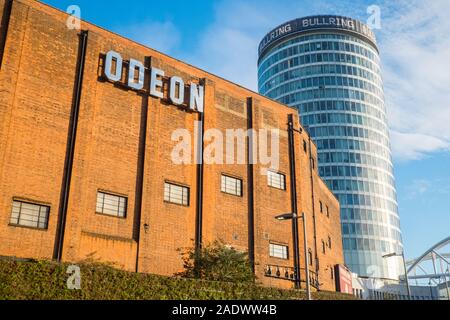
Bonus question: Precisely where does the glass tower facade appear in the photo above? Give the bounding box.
[258,16,403,279]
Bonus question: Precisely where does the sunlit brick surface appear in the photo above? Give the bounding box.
[0,0,343,291]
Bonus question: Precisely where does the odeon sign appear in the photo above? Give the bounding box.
[102,50,204,113]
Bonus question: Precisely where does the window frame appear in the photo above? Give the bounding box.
[269,242,289,260]
[95,190,128,219]
[267,170,287,190]
[308,249,313,266]
[164,181,190,207]
[9,198,50,230]
[220,174,243,197]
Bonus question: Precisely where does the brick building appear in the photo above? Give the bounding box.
[0,0,344,291]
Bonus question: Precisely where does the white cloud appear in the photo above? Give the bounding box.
[113,0,450,162]
[390,131,449,161]
[375,0,450,160]
[185,0,337,90]
[403,177,450,201]
[407,179,431,197]
[187,0,450,162]
[118,21,181,54]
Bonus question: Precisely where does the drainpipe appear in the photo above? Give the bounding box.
[308,133,320,288]
[288,114,301,289]
[246,97,255,274]
[53,30,89,261]
[195,79,206,253]
[134,56,151,273]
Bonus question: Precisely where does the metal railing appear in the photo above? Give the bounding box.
[264,264,319,289]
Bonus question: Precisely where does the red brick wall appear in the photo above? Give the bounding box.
[0,0,343,291]
[0,0,78,260]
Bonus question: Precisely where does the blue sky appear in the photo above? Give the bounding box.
[42,0,450,260]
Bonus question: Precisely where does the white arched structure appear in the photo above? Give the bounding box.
[405,236,450,299]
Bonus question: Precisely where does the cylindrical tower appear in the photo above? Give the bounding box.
[258,15,403,280]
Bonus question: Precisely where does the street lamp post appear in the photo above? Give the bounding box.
[276,212,312,300]
[301,212,312,301]
[383,251,412,300]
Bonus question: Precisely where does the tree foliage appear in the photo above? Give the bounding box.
[177,240,255,283]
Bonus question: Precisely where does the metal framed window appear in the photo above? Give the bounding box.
[221,175,243,196]
[267,171,286,190]
[9,200,49,229]
[269,243,288,260]
[308,249,313,266]
[164,182,189,206]
[96,191,127,218]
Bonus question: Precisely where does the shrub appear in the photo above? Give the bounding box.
[177,240,255,283]
[0,257,357,300]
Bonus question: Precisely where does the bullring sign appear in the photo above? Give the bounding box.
[103,50,204,113]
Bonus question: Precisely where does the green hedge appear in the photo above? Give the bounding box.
[0,258,356,300]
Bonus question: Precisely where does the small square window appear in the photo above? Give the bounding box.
[164,182,190,206]
[221,175,243,197]
[267,171,286,190]
[269,243,288,260]
[10,200,50,229]
[96,191,127,218]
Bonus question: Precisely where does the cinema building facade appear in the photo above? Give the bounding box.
[0,0,345,291]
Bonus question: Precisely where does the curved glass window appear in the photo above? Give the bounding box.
[265,75,384,100]
[259,40,381,76]
[260,33,379,64]
[297,101,387,124]
[260,64,383,94]
[258,30,403,280]
[259,52,381,85]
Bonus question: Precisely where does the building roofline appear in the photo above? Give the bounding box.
[258,15,378,62]
[29,0,324,184]
[31,0,300,115]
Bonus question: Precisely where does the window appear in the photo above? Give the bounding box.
[267,171,286,190]
[164,182,189,206]
[303,140,308,153]
[9,200,49,229]
[328,236,332,249]
[326,205,330,218]
[319,201,323,213]
[96,191,127,218]
[308,249,313,266]
[269,243,288,260]
[322,240,326,254]
[221,175,242,196]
